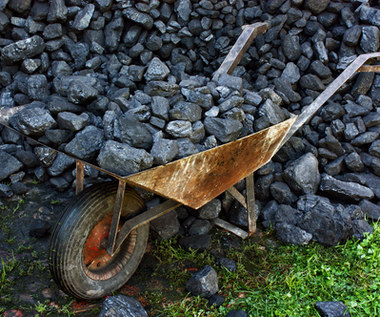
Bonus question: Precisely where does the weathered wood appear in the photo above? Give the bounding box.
[246,173,256,235]
[213,218,249,239]
[227,186,247,209]
[212,22,269,81]
[75,160,85,195]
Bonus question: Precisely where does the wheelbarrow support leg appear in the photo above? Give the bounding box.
[246,173,257,235]
[75,160,85,195]
[106,180,126,255]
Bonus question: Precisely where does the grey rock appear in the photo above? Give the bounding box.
[151,96,169,120]
[189,219,213,235]
[27,75,48,101]
[0,151,23,181]
[225,311,248,317]
[114,114,152,150]
[270,182,297,204]
[2,35,45,63]
[244,91,262,106]
[123,7,153,29]
[49,176,70,191]
[105,17,124,52]
[258,99,286,125]
[175,0,192,23]
[166,120,192,138]
[282,34,301,61]
[144,81,179,97]
[198,199,221,220]
[352,219,374,240]
[369,140,380,158]
[363,112,380,128]
[260,200,278,229]
[144,57,170,81]
[351,132,379,147]
[64,39,89,69]
[46,95,84,114]
[300,74,325,91]
[65,125,104,161]
[48,152,75,177]
[150,210,180,240]
[15,149,38,167]
[43,23,62,40]
[276,223,312,245]
[360,26,380,53]
[319,135,345,156]
[274,78,302,103]
[185,265,218,297]
[29,220,50,238]
[208,294,225,307]
[47,0,68,22]
[177,138,199,158]
[283,153,320,195]
[275,205,303,225]
[204,117,242,143]
[315,301,350,317]
[179,234,211,251]
[360,5,380,27]
[344,152,364,172]
[320,174,374,202]
[219,96,244,113]
[343,25,362,47]
[57,112,89,131]
[181,88,213,110]
[150,138,179,165]
[99,295,148,317]
[67,78,98,105]
[16,107,56,136]
[344,123,359,141]
[72,4,95,31]
[359,200,380,221]
[170,102,202,123]
[305,0,330,14]
[281,62,300,84]
[215,74,243,93]
[216,257,236,272]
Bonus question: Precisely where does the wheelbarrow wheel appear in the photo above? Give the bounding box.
[49,182,149,300]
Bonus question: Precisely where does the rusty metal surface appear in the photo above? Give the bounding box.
[125,117,296,209]
[357,65,380,72]
[212,22,269,81]
[280,52,380,148]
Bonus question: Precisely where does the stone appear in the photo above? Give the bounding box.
[57,112,89,131]
[208,294,225,307]
[216,257,236,272]
[215,74,243,93]
[315,301,351,317]
[47,0,68,22]
[175,0,192,23]
[276,223,313,245]
[282,34,301,62]
[16,107,56,136]
[360,26,380,53]
[352,219,374,240]
[150,210,180,239]
[363,112,380,128]
[144,57,170,81]
[97,140,153,176]
[0,183,13,198]
[151,96,169,121]
[181,89,213,110]
[166,120,192,138]
[351,132,379,147]
[114,114,153,150]
[2,35,45,63]
[283,153,320,195]
[48,153,75,177]
[170,102,202,123]
[185,265,218,297]
[359,200,380,221]
[179,234,211,251]
[344,152,364,172]
[360,6,380,27]
[188,219,213,235]
[270,182,297,204]
[34,148,57,167]
[275,205,303,225]
[144,81,179,97]
[219,96,244,113]
[105,17,124,52]
[123,7,153,29]
[343,25,362,47]
[204,117,242,143]
[198,199,221,220]
[319,135,345,156]
[99,295,148,317]
[369,140,380,158]
[299,74,325,91]
[67,79,98,105]
[225,311,248,317]
[72,4,95,31]
[150,137,179,165]
[320,174,374,202]
[27,75,48,101]
[65,125,104,161]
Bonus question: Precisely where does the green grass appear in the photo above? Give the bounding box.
[147,222,380,316]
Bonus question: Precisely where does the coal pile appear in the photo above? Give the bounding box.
[0,0,380,246]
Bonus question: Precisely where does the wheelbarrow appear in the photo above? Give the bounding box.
[0,20,379,299]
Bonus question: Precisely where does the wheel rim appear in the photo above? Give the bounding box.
[81,188,145,281]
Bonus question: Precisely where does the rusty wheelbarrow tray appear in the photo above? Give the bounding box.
[1,18,379,299]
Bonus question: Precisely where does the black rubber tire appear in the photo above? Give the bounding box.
[49,182,149,300]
